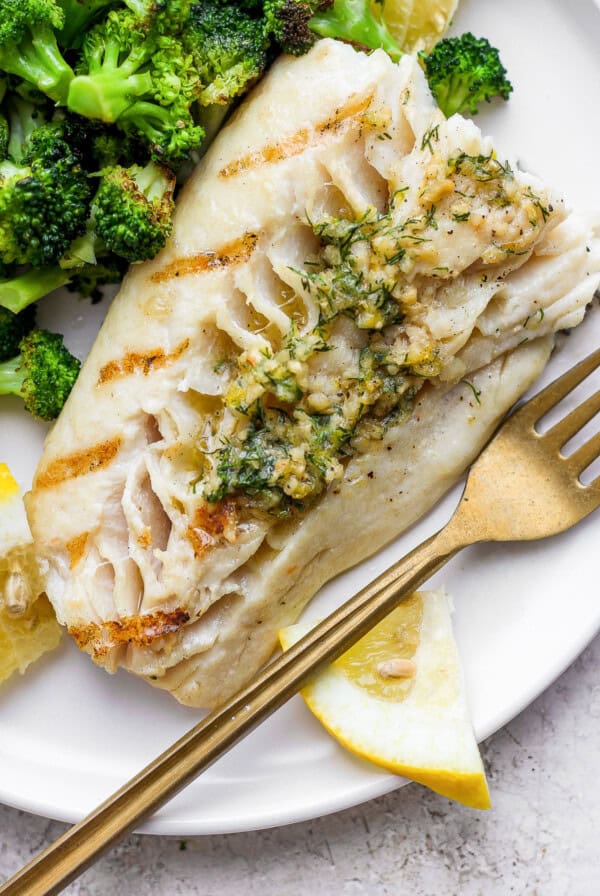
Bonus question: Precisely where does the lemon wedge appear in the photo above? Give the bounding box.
[0,594,62,683]
[382,0,459,53]
[0,462,31,558]
[279,589,490,809]
[0,463,61,683]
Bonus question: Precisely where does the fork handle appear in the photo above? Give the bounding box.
[0,522,466,896]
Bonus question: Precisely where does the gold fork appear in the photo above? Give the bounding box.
[2,348,600,896]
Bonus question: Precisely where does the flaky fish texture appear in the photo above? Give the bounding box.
[27,41,600,707]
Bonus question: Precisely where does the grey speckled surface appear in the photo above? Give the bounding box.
[0,634,598,895]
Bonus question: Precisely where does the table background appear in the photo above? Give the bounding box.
[1,633,597,895]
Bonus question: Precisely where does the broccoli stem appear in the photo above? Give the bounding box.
[309,0,402,62]
[133,160,173,201]
[0,28,75,104]
[439,77,477,117]
[0,267,71,314]
[0,354,25,398]
[68,70,154,122]
[6,97,45,162]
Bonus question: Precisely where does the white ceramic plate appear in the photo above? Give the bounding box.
[1,0,599,835]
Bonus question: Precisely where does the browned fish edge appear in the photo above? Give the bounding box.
[187,500,238,557]
[69,608,190,659]
[151,232,258,284]
[35,437,122,491]
[219,92,375,178]
[97,339,190,386]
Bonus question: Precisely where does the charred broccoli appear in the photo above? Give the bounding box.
[0,327,80,419]
[186,1,269,107]
[92,161,175,262]
[420,33,513,117]
[264,1,330,56]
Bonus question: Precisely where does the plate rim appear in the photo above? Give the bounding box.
[2,0,600,836]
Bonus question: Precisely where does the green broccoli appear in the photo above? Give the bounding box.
[0,301,36,361]
[0,241,126,312]
[67,8,204,163]
[186,1,269,107]
[4,94,50,162]
[56,0,116,48]
[0,120,92,267]
[68,254,127,301]
[60,224,128,298]
[420,33,513,117]
[0,0,75,103]
[308,0,401,61]
[0,328,80,420]
[0,266,72,314]
[92,161,175,262]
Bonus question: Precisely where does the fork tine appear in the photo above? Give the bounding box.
[516,347,600,425]
[544,389,600,448]
[567,431,600,476]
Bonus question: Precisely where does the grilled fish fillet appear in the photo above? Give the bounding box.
[27,40,600,708]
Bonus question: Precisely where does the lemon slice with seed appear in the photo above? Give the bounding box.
[0,463,62,684]
[279,589,490,809]
[382,0,459,53]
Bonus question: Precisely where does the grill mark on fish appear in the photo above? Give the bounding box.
[35,438,122,490]
[66,533,88,570]
[187,501,238,557]
[151,233,258,284]
[69,608,190,658]
[219,93,375,178]
[97,339,190,385]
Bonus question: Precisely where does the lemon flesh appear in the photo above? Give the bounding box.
[0,462,32,557]
[0,595,62,684]
[382,0,459,53]
[0,463,62,683]
[279,589,490,810]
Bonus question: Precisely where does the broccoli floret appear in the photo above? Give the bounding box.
[61,114,144,169]
[264,1,330,56]
[0,328,80,419]
[0,265,71,313]
[92,161,175,262]
[0,302,36,361]
[308,0,401,61]
[420,33,513,117]
[0,243,125,313]
[186,1,269,106]
[0,0,75,103]
[0,120,92,267]
[67,8,204,163]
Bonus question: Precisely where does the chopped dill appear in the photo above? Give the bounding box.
[421,124,440,154]
[462,379,482,405]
